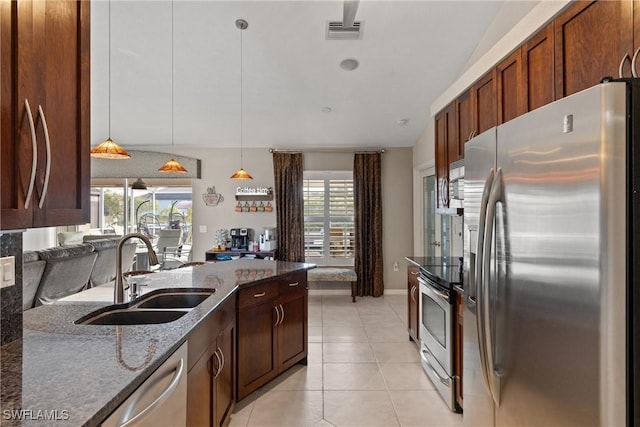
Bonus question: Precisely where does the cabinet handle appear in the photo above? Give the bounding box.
[288,282,299,287]
[619,53,631,78]
[37,105,51,209]
[219,347,225,376]
[23,99,38,210]
[279,304,285,325]
[213,348,223,378]
[410,271,418,275]
[253,292,266,298]
[632,49,640,78]
[274,305,280,326]
[119,357,185,427]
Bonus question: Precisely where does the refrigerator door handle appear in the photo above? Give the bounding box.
[482,168,503,406]
[475,168,496,395]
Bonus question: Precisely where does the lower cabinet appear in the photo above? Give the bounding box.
[407,266,419,344]
[187,294,236,427]
[237,271,308,400]
[454,291,464,410]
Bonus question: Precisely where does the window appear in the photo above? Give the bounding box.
[303,171,355,266]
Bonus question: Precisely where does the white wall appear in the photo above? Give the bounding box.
[173,146,413,290]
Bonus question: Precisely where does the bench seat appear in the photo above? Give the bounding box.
[307,268,357,302]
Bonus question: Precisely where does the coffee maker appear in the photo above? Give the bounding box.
[230,228,251,250]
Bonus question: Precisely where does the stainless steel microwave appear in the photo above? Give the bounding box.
[448,159,464,209]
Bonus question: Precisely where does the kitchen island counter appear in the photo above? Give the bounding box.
[0,259,314,427]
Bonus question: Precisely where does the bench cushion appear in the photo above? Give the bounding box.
[307,268,356,282]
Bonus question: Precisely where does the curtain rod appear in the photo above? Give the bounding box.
[269,148,386,154]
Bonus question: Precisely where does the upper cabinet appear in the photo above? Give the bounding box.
[555,0,633,98]
[497,50,523,125]
[522,23,556,112]
[1,0,90,230]
[472,70,497,135]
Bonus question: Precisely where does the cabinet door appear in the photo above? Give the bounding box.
[214,321,235,427]
[456,90,473,151]
[445,103,458,165]
[435,110,448,209]
[277,291,308,371]
[555,0,633,98]
[522,23,555,112]
[236,300,277,399]
[473,70,497,135]
[497,49,523,125]
[407,266,419,343]
[187,343,215,427]
[32,0,90,227]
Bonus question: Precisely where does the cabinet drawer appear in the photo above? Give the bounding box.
[278,272,307,295]
[238,283,278,309]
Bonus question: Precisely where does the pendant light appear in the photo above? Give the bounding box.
[230,19,253,180]
[91,0,130,159]
[159,0,187,174]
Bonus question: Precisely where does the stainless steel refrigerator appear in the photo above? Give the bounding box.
[463,80,638,427]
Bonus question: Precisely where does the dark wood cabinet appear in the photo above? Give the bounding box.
[522,23,556,112]
[473,70,497,135]
[187,294,236,427]
[554,0,633,98]
[435,110,448,210]
[497,50,523,124]
[0,0,90,230]
[455,291,464,410]
[456,90,473,150]
[407,265,419,344]
[236,271,308,400]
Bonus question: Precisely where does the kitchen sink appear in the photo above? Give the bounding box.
[75,288,216,325]
[134,291,214,309]
[78,308,188,325]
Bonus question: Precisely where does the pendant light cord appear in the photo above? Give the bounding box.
[108,0,112,139]
[240,23,244,169]
[171,0,175,157]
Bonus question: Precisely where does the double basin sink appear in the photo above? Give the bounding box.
[75,288,216,326]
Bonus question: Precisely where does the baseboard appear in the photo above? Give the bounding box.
[308,288,407,296]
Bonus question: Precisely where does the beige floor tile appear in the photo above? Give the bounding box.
[323,363,386,390]
[231,389,262,427]
[389,390,463,427]
[324,390,400,427]
[372,342,421,363]
[309,312,324,327]
[322,295,356,305]
[359,312,406,329]
[365,325,412,343]
[308,342,323,364]
[262,364,323,391]
[379,363,436,391]
[323,342,376,363]
[323,326,368,343]
[322,311,362,326]
[247,390,324,426]
[309,326,323,343]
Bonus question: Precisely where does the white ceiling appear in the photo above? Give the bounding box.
[90,1,509,151]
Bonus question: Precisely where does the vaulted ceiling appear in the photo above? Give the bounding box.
[90,1,521,151]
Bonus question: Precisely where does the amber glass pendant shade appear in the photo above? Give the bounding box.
[159,158,187,174]
[230,168,253,180]
[91,138,131,159]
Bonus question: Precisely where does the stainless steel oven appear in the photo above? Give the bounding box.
[419,273,455,411]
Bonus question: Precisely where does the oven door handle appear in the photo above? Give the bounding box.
[418,277,449,303]
[421,347,451,387]
[482,168,503,406]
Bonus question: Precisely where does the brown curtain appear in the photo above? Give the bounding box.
[273,152,305,262]
[353,152,384,297]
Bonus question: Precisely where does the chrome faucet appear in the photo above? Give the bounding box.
[115,233,159,304]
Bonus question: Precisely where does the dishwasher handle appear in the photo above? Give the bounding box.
[118,357,185,427]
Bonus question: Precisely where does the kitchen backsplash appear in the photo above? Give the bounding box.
[0,232,23,345]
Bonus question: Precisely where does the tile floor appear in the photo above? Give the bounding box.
[229,294,463,427]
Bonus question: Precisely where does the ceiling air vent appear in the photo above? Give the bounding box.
[326,21,363,40]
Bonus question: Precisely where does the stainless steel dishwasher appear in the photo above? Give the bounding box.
[101,342,187,427]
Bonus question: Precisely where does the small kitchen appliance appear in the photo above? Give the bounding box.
[230,228,251,250]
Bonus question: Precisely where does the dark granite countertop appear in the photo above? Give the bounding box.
[0,259,314,427]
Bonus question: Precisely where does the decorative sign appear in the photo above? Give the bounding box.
[202,186,224,206]
[235,186,273,197]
